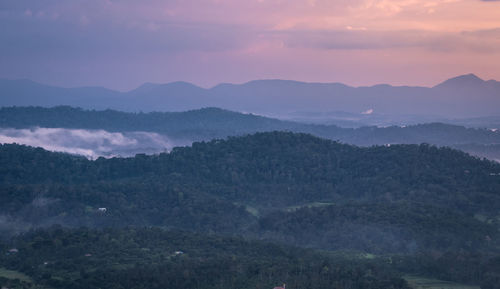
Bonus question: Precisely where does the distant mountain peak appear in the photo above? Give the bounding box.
[434,73,485,88]
[453,73,483,82]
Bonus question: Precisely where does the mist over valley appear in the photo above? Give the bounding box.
[1,106,499,162]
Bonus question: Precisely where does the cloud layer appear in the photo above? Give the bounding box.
[0,127,175,158]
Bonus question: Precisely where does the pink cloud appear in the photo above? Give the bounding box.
[1,0,499,90]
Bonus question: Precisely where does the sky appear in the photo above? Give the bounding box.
[1,0,500,91]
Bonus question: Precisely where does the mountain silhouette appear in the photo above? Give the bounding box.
[1,74,499,118]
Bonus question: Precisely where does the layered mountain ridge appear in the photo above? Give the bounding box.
[1,74,499,118]
[1,106,499,161]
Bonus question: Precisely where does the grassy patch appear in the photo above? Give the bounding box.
[285,202,335,212]
[404,275,480,289]
[0,267,33,283]
[244,205,260,217]
[361,253,376,259]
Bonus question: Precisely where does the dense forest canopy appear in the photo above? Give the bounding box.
[2,131,499,208]
[0,227,412,289]
[1,132,500,288]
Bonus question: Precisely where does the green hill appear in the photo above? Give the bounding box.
[1,132,499,238]
[2,132,500,287]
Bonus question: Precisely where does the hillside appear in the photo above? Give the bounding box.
[1,132,500,287]
[0,106,309,141]
[1,106,500,160]
[1,132,499,234]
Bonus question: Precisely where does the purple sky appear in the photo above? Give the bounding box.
[1,0,500,91]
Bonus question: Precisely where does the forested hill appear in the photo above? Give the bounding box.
[2,132,499,193]
[1,132,500,221]
[2,132,500,286]
[1,106,500,160]
[0,106,302,140]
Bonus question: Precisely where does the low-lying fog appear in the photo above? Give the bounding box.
[0,127,182,158]
[2,127,499,163]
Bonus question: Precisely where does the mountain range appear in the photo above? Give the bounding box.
[1,74,499,120]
